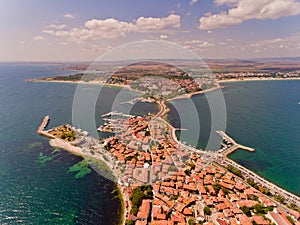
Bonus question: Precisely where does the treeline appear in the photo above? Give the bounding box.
[246,178,271,196]
[53,73,83,81]
[226,165,243,178]
[126,185,153,225]
[129,185,153,215]
[52,73,100,82]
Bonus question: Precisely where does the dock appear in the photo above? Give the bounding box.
[101,111,134,118]
[36,116,55,139]
[36,115,50,134]
[217,131,255,156]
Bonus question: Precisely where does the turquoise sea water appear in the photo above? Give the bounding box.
[167,80,300,196]
[0,64,299,224]
[0,64,157,224]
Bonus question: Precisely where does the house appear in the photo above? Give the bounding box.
[252,215,269,225]
[137,199,151,221]
[268,211,293,225]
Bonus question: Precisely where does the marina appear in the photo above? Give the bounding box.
[217,131,255,156]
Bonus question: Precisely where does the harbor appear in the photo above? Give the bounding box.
[217,130,255,156]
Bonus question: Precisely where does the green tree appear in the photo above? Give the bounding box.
[184,169,191,176]
[126,220,135,225]
[204,206,211,215]
[213,183,221,194]
[226,165,243,178]
[188,163,195,170]
[188,217,195,225]
[274,194,285,204]
[254,204,264,214]
[241,205,251,216]
[288,203,297,210]
[286,216,295,225]
[130,205,139,216]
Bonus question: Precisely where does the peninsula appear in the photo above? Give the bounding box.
[37,105,300,225]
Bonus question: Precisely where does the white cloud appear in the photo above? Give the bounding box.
[160,34,168,39]
[214,0,239,5]
[199,0,300,30]
[64,13,75,19]
[247,33,300,52]
[190,0,198,5]
[200,41,215,47]
[48,24,66,30]
[44,14,180,42]
[135,14,180,31]
[183,40,215,48]
[33,35,46,41]
[84,18,132,39]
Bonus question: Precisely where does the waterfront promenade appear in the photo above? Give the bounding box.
[156,101,300,207]
[215,131,300,207]
[218,156,300,207]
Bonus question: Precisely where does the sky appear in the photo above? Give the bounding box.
[1,0,300,61]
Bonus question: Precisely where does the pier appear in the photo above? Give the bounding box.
[101,111,134,118]
[36,115,50,134]
[217,131,255,156]
[36,115,55,139]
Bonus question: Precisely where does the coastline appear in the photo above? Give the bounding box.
[38,112,300,224]
[28,78,132,90]
[167,85,224,102]
[28,78,223,101]
[34,75,300,223]
[49,137,127,225]
[217,77,300,83]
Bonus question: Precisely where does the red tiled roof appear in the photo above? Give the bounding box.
[252,215,269,225]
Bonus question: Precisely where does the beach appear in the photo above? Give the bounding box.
[28,78,132,90]
[217,77,300,83]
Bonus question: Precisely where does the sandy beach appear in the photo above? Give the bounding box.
[49,138,83,157]
[28,78,132,90]
[217,77,300,83]
[48,137,127,225]
[167,85,223,101]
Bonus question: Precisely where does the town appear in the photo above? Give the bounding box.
[37,110,300,225]
[34,60,300,225]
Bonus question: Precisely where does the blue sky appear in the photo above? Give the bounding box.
[1,0,300,61]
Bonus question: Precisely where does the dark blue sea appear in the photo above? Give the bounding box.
[0,64,299,224]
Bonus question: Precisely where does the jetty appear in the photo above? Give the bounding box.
[36,115,50,134]
[36,115,55,139]
[101,111,134,118]
[217,131,255,156]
